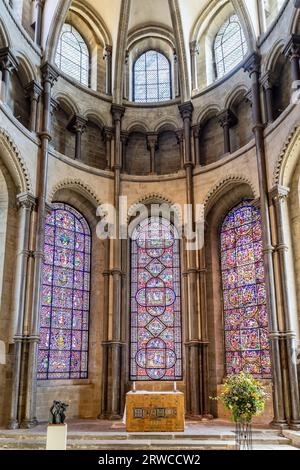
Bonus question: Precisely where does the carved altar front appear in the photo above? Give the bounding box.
[126,391,184,432]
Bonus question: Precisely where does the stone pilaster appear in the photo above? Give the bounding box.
[190,41,199,92]
[0,47,18,104]
[260,71,276,124]
[103,127,113,170]
[217,109,237,154]
[192,125,201,166]
[284,35,300,87]
[24,80,42,132]
[244,53,287,428]
[271,185,300,430]
[22,62,58,428]
[147,133,158,174]
[104,45,112,96]
[68,114,87,161]
[34,0,44,47]
[8,192,35,430]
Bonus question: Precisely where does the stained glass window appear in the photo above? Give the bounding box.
[55,23,90,86]
[214,15,247,79]
[221,201,271,378]
[130,217,182,381]
[37,203,91,380]
[133,50,172,103]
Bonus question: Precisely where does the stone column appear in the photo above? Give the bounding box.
[271,185,300,429]
[103,127,113,170]
[8,192,35,429]
[68,114,87,161]
[34,0,44,47]
[123,50,129,100]
[244,53,286,428]
[0,47,18,104]
[179,102,203,418]
[24,80,42,132]
[192,125,201,166]
[176,129,184,169]
[261,71,275,124]
[217,109,237,154]
[190,41,199,92]
[107,104,125,419]
[22,63,58,428]
[120,131,128,173]
[104,45,112,96]
[173,50,180,98]
[147,133,158,174]
[284,35,300,87]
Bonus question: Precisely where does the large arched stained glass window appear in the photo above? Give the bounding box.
[133,50,172,103]
[221,201,271,378]
[37,203,91,380]
[130,217,182,381]
[214,15,247,79]
[55,23,90,86]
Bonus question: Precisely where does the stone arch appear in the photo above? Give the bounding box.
[203,174,258,216]
[224,84,249,109]
[0,128,32,194]
[196,104,222,125]
[263,38,286,74]
[15,53,38,84]
[154,119,179,133]
[52,92,80,116]
[47,178,102,209]
[126,121,150,133]
[273,125,300,187]
[83,110,107,129]
[204,178,257,416]
[0,17,11,48]
[127,193,183,227]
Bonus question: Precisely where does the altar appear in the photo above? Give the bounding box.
[125,391,185,432]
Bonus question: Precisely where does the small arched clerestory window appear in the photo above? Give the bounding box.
[220,201,271,379]
[55,23,90,87]
[37,203,91,380]
[133,50,172,103]
[213,14,247,80]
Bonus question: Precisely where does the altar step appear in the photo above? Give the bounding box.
[0,430,298,450]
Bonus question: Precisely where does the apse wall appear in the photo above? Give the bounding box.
[0,0,299,425]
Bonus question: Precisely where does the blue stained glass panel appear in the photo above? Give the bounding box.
[221,201,271,378]
[37,203,91,380]
[130,217,182,381]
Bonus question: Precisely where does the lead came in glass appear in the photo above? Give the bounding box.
[37,203,91,380]
[134,50,171,103]
[221,201,271,378]
[130,217,182,381]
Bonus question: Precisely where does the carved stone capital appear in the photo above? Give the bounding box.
[270,185,290,204]
[111,104,125,122]
[260,71,276,90]
[243,52,261,77]
[103,126,114,142]
[284,34,300,60]
[68,114,88,134]
[120,131,129,144]
[190,40,199,56]
[217,109,237,128]
[103,44,113,60]
[0,47,18,72]
[179,101,194,121]
[40,62,59,86]
[16,192,36,210]
[147,132,158,150]
[175,129,184,143]
[24,80,42,101]
[192,125,201,138]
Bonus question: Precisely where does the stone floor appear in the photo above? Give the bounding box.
[0,419,299,450]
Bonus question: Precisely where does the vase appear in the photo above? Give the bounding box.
[235,418,252,450]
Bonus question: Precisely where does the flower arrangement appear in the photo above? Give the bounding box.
[211,372,270,422]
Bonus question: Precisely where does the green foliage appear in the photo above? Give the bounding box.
[211,372,270,422]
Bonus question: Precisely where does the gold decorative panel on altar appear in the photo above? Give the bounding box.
[126,391,184,432]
